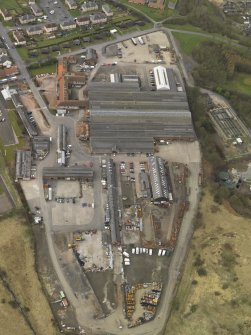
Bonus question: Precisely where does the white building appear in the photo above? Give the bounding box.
[153,65,170,91]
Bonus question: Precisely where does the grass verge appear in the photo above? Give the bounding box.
[172,31,208,54]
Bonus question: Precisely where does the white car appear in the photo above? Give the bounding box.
[50,10,55,14]
[54,1,58,3]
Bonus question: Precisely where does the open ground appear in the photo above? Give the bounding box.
[165,189,251,335]
[0,213,59,335]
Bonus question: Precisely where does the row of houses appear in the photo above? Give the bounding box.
[13,11,110,44]
[0,3,43,22]
[65,0,113,16]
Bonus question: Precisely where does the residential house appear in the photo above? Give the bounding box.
[60,21,77,30]
[81,1,98,12]
[76,16,90,26]
[65,0,77,9]
[102,4,113,16]
[0,66,19,78]
[26,26,43,36]
[43,23,58,33]
[90,12,107,24]
[19,14,36,24]
[0,9,12,21]
[30,3,43,16]
[13,30,27,45]
[148,0,165,10]
[2,59,12,68]
[128,0,145,5]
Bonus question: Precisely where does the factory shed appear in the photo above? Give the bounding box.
[43,167,93,181]
[88,74,195,153]
[153,66,170,90]
[106,159,121,243]
[15,150,32,181]
[148,156,169,203]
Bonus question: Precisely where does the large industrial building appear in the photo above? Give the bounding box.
[148,156,170,204]
[15,150,32,181]
[43,166,93,181]
[106,159,121,244]
[88,65,195,153]
[57,124,67,166]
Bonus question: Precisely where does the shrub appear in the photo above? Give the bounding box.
[197,267,207,276]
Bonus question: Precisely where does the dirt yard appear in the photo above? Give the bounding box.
[0,213,59,335]
[36,74,57,109]
[165,190,251,335]
[19,93,50,132]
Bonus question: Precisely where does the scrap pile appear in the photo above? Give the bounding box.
[140,283,162,312]
[125,282,162,328]
[125,285,136,319]
[124,206,142,231]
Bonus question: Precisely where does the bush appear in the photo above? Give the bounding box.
[190,304,198,313]
[197,267,207,276]
[191,279,198,285]
[193,255,204,267]
[221,249,236,269]
[8,300,18,309]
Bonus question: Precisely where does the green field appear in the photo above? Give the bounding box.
[30,64,56,77]
[172,32,208,54]
[223,73,251,95]
[119,0,175,21]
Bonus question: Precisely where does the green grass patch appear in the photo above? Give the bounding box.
[0,152,21,208]
[29,63,56,77]
[0,0,28,14]
[69,8,82,17]
[223,73,251,95]
[16,47,29,61]
[172,31,208,55]
[8,110,22,137]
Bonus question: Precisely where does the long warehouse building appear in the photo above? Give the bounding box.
[88,67,195,153]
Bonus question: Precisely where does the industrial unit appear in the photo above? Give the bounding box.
[57,124,67,166]
[106,159,121,243]
[15,150,32,181]
[88,66,195,153]
[42,166,93,181]
[148,156,170,204]
[32,136,50,160]
[11,93,38,137]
